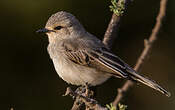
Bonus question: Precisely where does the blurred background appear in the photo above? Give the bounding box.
[0,0,174,110]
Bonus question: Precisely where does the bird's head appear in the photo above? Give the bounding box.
[37,11,85,43]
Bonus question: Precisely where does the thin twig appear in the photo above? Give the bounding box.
[112,0,168,106]
[71,99,83,110]
[103,0,131,48]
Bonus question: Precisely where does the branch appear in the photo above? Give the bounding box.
[70,85,94,110]
[112,0,168,106]
[65,87,107,110]
[103,0,131,48]
[70,84,97,110]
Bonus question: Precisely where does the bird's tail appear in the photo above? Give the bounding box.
[127,69,171,97]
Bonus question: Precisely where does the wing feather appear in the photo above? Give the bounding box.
[63,45,129,78]
[87,48,129,78]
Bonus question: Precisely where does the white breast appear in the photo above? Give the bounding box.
[51,53,111,86]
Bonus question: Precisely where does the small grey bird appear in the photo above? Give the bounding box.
[37,11,170,97]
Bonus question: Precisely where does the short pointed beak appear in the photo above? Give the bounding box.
[36,28,50,33]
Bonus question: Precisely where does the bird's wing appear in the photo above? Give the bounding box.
[87,47,129,78]
[62,40,129,78]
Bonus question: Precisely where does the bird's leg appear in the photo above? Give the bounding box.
[85,83,94,98]
[72,85,87,107]
[84,83,95,110]
[85,83,90,96]
[73,83,94,106]
[75,83,93,97]
[75,86,86,95]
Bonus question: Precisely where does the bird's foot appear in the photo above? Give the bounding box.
[75,83,94,98]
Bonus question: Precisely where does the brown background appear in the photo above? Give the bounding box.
[0,0,174,110]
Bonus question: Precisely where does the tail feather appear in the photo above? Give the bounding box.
[127,70,171,97]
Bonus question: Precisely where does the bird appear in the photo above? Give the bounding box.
[37,11,170,97]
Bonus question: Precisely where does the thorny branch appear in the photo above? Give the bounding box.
[66,0,168,109]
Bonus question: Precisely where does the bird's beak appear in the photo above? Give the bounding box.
[36,28,51,33]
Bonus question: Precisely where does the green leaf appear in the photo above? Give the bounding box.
[109,0,125,16]
[106,103,127,110]
[106,103,117,110]
[118,103,127,110]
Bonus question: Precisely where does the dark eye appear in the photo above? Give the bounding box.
[54,26,63,30]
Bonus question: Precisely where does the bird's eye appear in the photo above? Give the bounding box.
[54,26,63,30]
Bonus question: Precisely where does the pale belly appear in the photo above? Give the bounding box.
[51,55,111,86]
